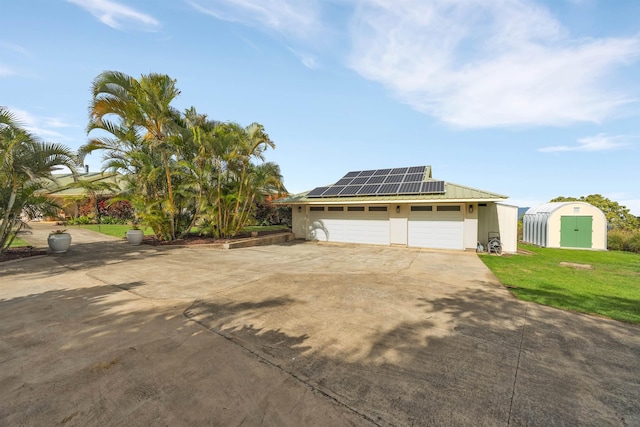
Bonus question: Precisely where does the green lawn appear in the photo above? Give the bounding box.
[72,224,290,239]
[9,237,31,247]
[70,224,155,239]
[480,244,640,323]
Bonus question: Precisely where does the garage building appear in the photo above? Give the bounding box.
[275,166,517,253]
[522,202,607,250]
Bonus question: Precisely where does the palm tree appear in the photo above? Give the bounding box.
[84,71,184,240]
[0,107,77,252]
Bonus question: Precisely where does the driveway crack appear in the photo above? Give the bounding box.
[508,304,528,426]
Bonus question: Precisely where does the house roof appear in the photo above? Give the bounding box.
[45,172,125,198]
[275,180,508,205]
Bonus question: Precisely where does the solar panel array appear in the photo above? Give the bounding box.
[307,166,445,198]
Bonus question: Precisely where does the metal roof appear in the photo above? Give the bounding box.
[523,202,590,215]
[45,172,124,197]
[275,181,507,205]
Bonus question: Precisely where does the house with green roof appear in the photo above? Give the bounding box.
[44,170,124,218]
[274,165,517,252]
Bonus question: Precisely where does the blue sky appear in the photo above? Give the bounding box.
[2,0,639,213]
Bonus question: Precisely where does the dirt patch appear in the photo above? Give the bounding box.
[0,247,48,263]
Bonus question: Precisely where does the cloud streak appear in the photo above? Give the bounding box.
[9,107,75,141]
[348,0,640,128]
[539,133,633,152]
[188,0,640,128]
[188,0,321,40]
[67,0,160,31]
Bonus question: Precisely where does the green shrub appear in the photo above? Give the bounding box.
[608,229,640,253]
[627,230,640,253]
[67,215,93,225]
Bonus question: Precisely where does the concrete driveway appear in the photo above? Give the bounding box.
[1,224,638,426]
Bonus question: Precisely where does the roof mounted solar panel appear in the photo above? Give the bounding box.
[366,175,386,184]
[377,183,401,195]
[305,166,438,198]
[383,174,404,183]
[357,184,381,194]
[322,186,344,196]
[398,182,422,194]
[307,186,330,197]
[336,178,353,186]
[404,173,424,182]
[339,185,363,196]
[373,169,392,176]
[351,176,370,185]
[421,181,445,193]
[391,167,409,174]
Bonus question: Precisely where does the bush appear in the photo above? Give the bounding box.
[608,229,640,253]
[67,215,93,225]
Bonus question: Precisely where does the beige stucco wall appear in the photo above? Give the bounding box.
[463,203,479,250]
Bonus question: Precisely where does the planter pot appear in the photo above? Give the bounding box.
[125,229,144,246]
[48,233,71,253]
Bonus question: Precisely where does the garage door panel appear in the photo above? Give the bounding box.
[308,211,389,245]
[408,208,463,250]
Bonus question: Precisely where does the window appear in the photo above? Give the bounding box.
[348,206,365,212]
[328,206,344,212]
[437,205,461,212]
[309,206,324,211]
[369,206,387,212]
[411,206,433,211]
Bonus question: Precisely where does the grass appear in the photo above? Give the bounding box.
[70,224,155,239]
[72,224,290,239]
[9,237,31,247]
[480,244,640,323]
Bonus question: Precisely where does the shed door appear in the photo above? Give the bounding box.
[560,216,592,248]
[408,206,463,249]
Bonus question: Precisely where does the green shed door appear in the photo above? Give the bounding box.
[560,216,592,248]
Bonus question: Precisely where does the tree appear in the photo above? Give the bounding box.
[0,106,78,253]
[81,71,286,240]
[550,194,639,230]
[82,71,184,240]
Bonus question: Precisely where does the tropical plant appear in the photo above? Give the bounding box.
[80,71,286,241]
[0,106,78,253]
[82,71,184,240]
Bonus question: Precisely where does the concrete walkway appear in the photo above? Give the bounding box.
[1,227,639,426]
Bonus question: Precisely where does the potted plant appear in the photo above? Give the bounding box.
[125,221,144,246]
[48,229,72,253]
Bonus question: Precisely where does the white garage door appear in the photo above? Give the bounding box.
[308,207,389,245]
[408,206,463,250]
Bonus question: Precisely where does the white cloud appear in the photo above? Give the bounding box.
[188,0,321,40]
[347,0,640,128]
[186,0,640,127]
[67,0,160,31]
[9,107,75,141]
[287,47,318,69]
[539,133,633,152]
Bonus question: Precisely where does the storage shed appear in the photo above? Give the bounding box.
[275,165,518,253]
[522,202,607,250]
